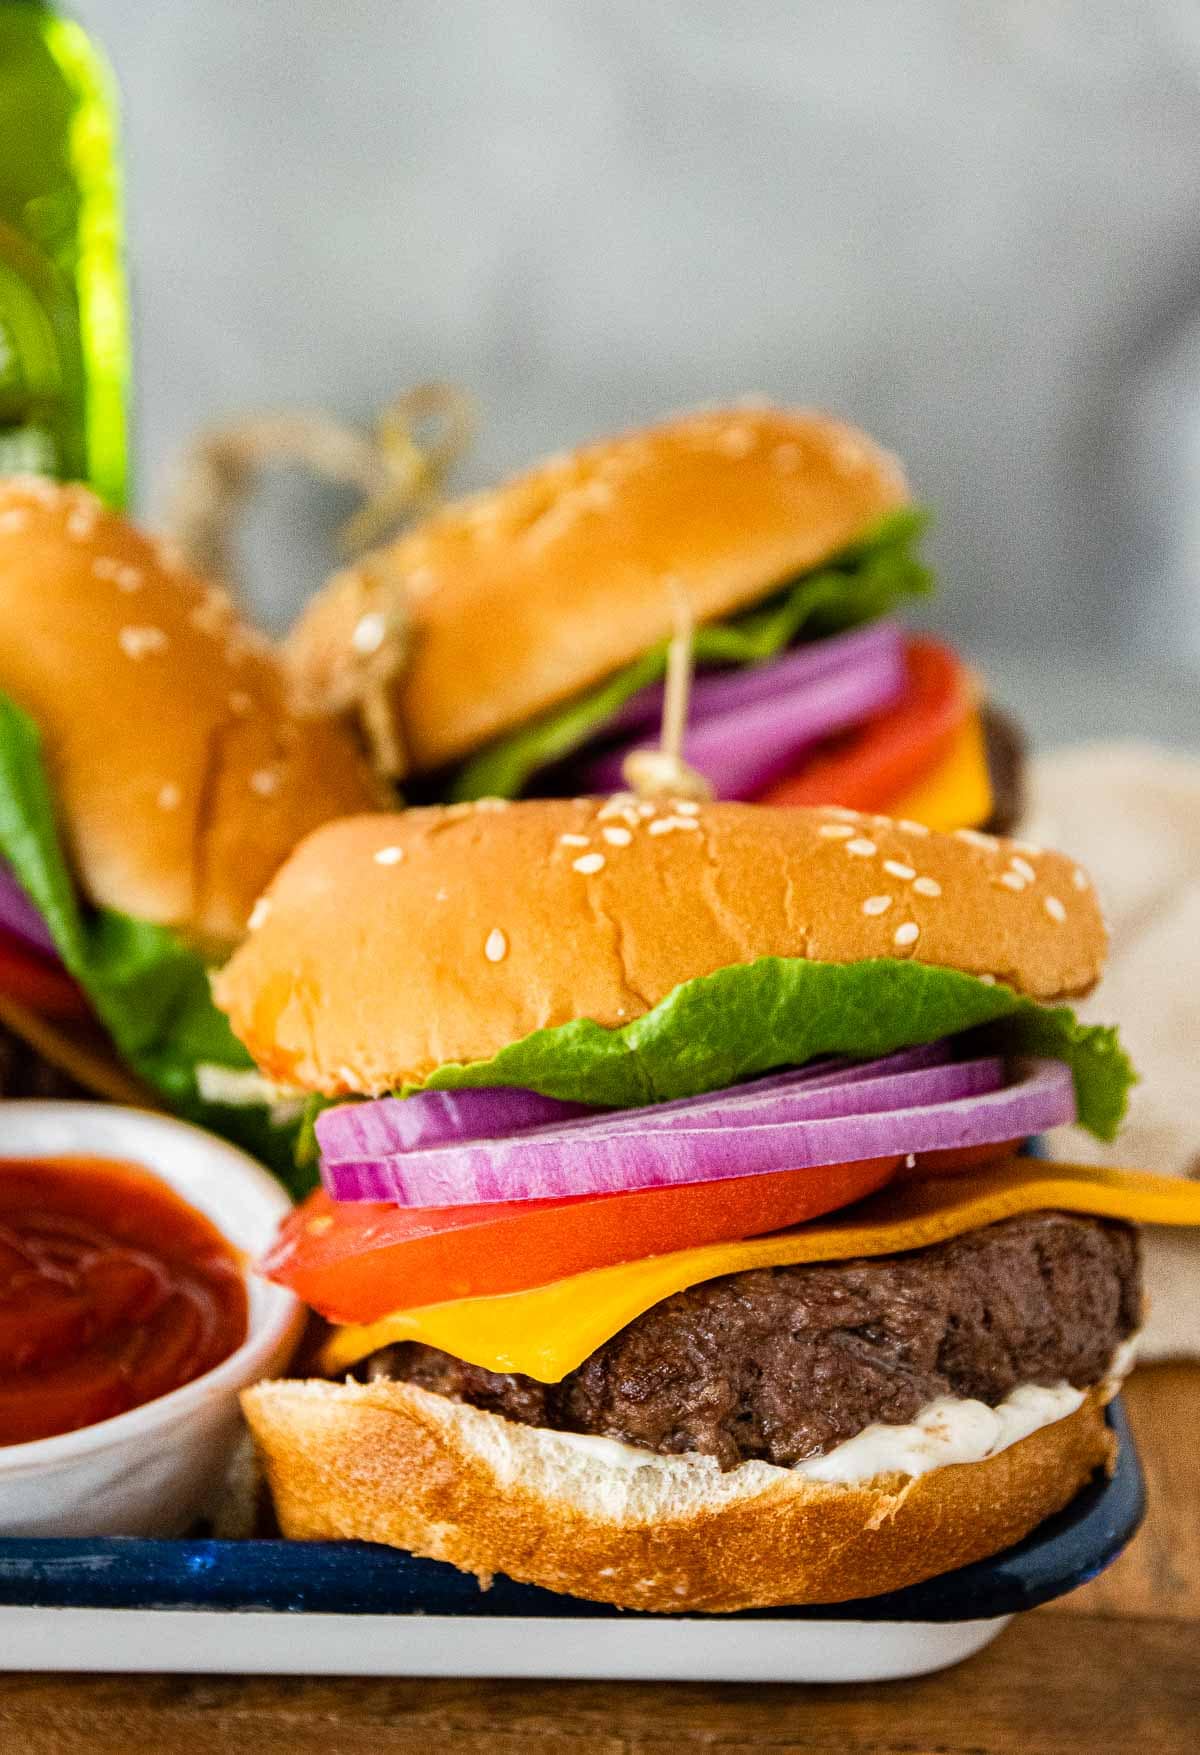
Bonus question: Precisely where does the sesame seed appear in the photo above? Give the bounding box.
[1044,895,1067,923]
[894,921,920,947]
[603,826,632,846]
[718,425,756,458]
[560,833,590,848]
[978,973,997,986]
[1009,856,1037,884]
[573,852,605,874]
[999,872,1026,892]
[1011,840,1043,856]
[11,475,56,504]
[228,690,253,716]
[1073,867,1090,892]
[883,860,916,881]
[484,928,508,963]
[956,828,998,849]
[673,799,701,816]
[92,556,120,579]
[912,876,942,898]
[248,898,272,931]
[822,806,859,821]
[833,437,870,473]
[905,1153,916,1170]
[65,509,96,541]
[352,612,387,655]
[156,537,186,572]
[156,783,182,810]
[473,796,509,811]
[118,625,168,660]
[115,565,143,592]
[190,598,229,636]
[307,1214,333,1236]
[0,508,30,534]
[897,819,931,836]
[637,802,657,818]
[598,794,636,820]
[862,894,892,916]
[846,838,877,857]
[434,888,448,902]
[819,823,854,839]
[250,767,281,797]
[374,846,404,865]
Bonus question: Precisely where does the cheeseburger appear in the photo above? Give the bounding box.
[221,798,1200,1612]
[0,475,384,1164]
[285,405,1024,830]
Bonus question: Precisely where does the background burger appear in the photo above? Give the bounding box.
[217,798,1199,1611]
[0,474,385,1174]
[285,405,1024,831]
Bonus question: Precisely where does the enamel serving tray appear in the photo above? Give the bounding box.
[0,1401,1143,1682]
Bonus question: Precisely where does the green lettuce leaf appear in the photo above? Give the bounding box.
[451,507,932,801]
[0,691,312,1192]
[413,955,1134,1141]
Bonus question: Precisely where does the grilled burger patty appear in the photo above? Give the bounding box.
[0,1020,89,1100]
[981,702,1026,837]
[367,1213,1140,1470]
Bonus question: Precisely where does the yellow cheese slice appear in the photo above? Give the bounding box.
[888,709,993,831]
[319,1160,1200,1384]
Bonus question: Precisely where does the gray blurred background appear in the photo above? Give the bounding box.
[80,0,1200,745]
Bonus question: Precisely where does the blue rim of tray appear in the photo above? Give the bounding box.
[0,1399,1143,1621]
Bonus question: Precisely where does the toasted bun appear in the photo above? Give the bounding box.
[214,797,1107,1096]
[241,1376,1116,1611]
[284,406,911,772]
[0,477,385,948]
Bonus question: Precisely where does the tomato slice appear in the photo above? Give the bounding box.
[265,1156,905,1324]
[267,1137,1026,1324]
[757,637,970,813]
[0,933,91,1021]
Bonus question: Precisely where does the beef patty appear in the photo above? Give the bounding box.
[0,1019,89,1099]
[367,1212,1140,1470]
[981,702,1026,837]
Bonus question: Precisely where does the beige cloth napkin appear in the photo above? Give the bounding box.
[1023,742,1200,1360]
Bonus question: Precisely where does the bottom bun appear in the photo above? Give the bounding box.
[241,1376,1117,1612]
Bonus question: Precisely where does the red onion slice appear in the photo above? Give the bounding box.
[605,619,906,739]
[321,1087,599,1158]
[579,628,908,800]
[320,1056,1074,1207]
[315,1043,955,1167]
[0,860,59,961]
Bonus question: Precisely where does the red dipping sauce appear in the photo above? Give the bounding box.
[0,1156,248,1446]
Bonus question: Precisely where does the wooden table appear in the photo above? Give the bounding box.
[3,1363,1196,1755]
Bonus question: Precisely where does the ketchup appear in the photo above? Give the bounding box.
[0,1156,248,1445]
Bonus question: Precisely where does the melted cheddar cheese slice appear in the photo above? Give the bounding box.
[319,1160,1200,1384]
[888,708,993,831]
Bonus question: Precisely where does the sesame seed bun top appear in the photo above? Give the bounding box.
[213,797,1107,1097]
[283,405,912,774]
[0,476,386,949]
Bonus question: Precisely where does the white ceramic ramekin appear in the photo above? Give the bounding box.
[0,1102,304,1537]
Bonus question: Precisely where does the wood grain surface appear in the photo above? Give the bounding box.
[3,1362,1196,1755]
